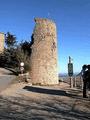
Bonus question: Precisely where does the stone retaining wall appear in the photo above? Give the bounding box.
[0,33,4,53]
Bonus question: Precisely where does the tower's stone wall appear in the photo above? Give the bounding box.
[30,18,58,85]
[0,33,4,53]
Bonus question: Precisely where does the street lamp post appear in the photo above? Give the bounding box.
[20,62,24,74]
[19,62,24,82]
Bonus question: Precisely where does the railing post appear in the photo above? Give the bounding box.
[70,76,73,88]
[74,76,76,88]
[80,76,83,89]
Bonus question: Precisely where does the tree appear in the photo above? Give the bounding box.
[20,41,32,56]
[0,32,34,74]
[5,32,16,48]
[20,34,34,56]
[15,46,31,72]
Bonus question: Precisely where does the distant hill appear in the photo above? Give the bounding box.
[58,73,68,77]
[59,72,80,77]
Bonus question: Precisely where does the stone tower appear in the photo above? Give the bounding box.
[30,18,58,85]
[0,33,4,53]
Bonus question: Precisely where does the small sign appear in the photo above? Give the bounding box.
[68,63,73,76]
[20,67,24,71]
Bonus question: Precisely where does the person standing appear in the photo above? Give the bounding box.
[82,65,88,98]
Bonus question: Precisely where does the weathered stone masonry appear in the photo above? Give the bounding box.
[0,33,4,53]
[30,18,58,85]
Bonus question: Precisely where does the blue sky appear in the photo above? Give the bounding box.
[0,0,90,73]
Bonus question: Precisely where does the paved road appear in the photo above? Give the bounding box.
[0,68,16,92]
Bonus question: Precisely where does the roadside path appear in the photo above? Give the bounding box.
[0,68,16,91]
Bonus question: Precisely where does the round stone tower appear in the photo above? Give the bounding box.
[30,18,58,85]
[0,33,4,53]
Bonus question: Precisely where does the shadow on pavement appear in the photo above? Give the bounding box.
[23,86,67,96]
[23,86,90,101]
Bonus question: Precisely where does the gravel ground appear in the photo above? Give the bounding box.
[0,82,90,120]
